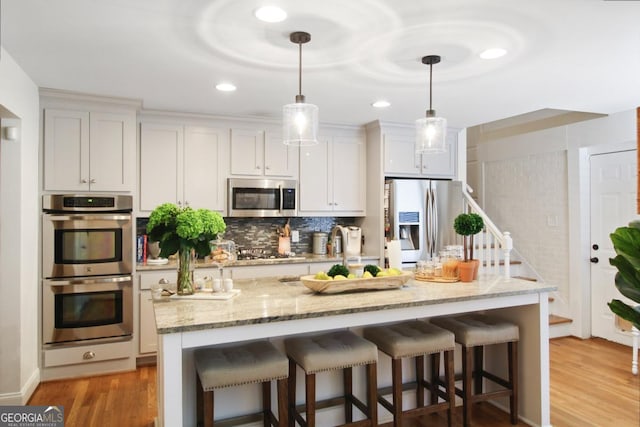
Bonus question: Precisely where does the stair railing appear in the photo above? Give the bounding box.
[462,186,513,278]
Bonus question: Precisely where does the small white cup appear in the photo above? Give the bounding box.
[223,278,234,292]
[212,278,222,292]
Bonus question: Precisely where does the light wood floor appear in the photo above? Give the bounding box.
[28,337,639,426]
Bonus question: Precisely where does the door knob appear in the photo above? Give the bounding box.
[590,257,599,263]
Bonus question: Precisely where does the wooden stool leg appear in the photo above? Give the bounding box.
[366,362,378,426]
[288,359,296,427]
[429,353,440,405]
[416,354,425,407]
[277,378,289,427]
[204,390,214,427]
[509,341,518,425]
[197,375,204,427]
[263,381,272,427]
[462,346,473,427]
[391,358,403,427]
[473,346,483,396]
[444,350,456,427]
[305,373,316,427]
[343,366,353,423]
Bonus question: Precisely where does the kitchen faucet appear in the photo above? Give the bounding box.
[330,225,346,265]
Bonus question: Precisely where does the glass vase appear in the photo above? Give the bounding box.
[177,249,194,295]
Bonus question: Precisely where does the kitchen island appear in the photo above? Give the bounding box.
[154,275,556,427]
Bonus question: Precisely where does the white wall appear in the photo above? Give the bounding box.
[469,108,636,338]
[0,47,40,404]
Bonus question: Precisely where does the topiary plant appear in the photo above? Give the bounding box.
[454,213,483,262]
[608,220,640,329]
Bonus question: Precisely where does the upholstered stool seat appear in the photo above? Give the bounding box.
[363,320,456,427]
[432,314,520,426]
[194,340,289,427]
[284,330,378,427]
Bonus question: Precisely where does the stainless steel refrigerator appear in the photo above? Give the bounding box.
[385,179,464,266]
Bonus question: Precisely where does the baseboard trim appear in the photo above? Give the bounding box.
[0,368,40,405]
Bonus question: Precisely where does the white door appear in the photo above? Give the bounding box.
[590,149,638,345]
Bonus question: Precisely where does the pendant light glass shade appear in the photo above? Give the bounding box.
[416,113,447,153]
[415,55,447,154]
[283,101,318,146]
[283,31,318,146]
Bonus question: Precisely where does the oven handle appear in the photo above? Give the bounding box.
[43,275,132,287]
[43,214,131,221]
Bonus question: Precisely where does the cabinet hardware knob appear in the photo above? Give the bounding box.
[83,351,96,360]
[81,179,88,183]
[590,257,599,263]
[90,178,96,183]
[256,165,261,169]
[592,244,599,250]
[177,201,182,206]
[265,166,270,170]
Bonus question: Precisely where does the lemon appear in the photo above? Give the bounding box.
[314,271,331,280]
[387,268,402,276]
[347,273,356,279]
[376,271,388,277]
[362,271,373,278]
[334,274,348,280]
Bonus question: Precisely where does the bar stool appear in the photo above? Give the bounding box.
[284,330,378,427]
[431,314,520,426]
[194,340,289,427]
[363,320,457,427]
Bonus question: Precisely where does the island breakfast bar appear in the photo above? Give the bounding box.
[153,275,556,427]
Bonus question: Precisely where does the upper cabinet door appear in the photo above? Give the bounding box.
[139,123,183,212]
[419,132,457,178]
[383,133,421,176]
[88,112,135,192]
[383,130,457,179]
[43,108,136,192]
[183,126,228,212]
[264,131,298,177]
[299,139,331,211]
[332,136,365,213]
[43,109,90,191]
[230,128,264,176]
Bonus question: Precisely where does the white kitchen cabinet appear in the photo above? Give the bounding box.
[139,290,157,354]
[140,123,228,213]
[43,108,135,191]
[299,133,366,215]
[383,131,457,179]
[230,128,298,177]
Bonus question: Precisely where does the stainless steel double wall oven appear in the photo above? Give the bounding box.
[42,194,133,346]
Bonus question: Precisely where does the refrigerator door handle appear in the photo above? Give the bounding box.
[430,186,438,256]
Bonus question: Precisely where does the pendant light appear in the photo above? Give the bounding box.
[415,55,447,153]
[283,31,318,146]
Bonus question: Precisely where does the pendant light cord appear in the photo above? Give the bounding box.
[298,42,303,97]
[429,62,433,111]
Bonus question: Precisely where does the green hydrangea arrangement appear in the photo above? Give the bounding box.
[146,203,226,259]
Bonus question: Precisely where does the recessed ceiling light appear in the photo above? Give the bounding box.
[479,48,507,59]
[372,100,391,108]
[215,82,237,92]
[254,6,287,23]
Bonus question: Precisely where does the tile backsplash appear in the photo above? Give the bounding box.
[137,216,356,255]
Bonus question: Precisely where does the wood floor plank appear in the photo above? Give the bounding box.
[27,338,639,426]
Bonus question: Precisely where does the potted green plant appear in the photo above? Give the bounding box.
[608,220,640,329]
[453,212,484,282]
[146,203,226,295]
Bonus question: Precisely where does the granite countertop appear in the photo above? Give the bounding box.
[153,275,556,334]
[137,253,379,271]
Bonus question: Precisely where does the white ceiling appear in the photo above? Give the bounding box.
[2,0,640,129]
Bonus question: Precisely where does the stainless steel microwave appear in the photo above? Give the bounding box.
[227,178,297,217]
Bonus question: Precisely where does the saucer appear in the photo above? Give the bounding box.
[147,258,169,265]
